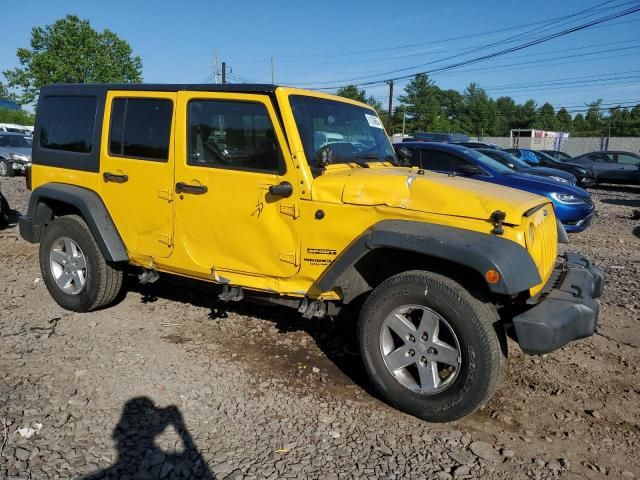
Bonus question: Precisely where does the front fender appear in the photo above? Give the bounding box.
[313,220,541,296]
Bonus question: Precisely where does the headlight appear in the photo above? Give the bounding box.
[549,175,569,183]
[10,154,29,162]
[549,192,586,205]
[576,168,588,175]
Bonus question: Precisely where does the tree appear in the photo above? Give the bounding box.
[555,107,572,133]
[584,100,604,135]
[459,83,500,137]
[535,102,557,130]
[495,96,518,135]
[4,15,142,104]
[0,82,16,102]
[513,100,537,129]
[336,85,366,103]
[0,108,35,125]
[572,113,588,134]
[398,74,443,132]
[336,85,382,112]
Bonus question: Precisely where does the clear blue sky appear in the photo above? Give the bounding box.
[2,0,639,111]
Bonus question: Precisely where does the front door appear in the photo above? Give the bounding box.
[173,92,299,279]
[100,91,177,259]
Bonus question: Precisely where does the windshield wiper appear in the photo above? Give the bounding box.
[333,155,370,168]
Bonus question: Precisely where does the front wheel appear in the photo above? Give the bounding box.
[358,270,507,423]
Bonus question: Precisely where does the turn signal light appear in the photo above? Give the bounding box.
[485,269,501,284]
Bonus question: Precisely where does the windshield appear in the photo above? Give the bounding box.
[463,148,516,175]
[0,135,32,148]
[289,95,395,169]
[484,150,530,170]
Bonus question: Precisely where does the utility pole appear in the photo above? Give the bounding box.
[271,57,275,84]
[402,106,406,137]
[222,62,226,84]
[213,49,219,84]
[386,80,394,133]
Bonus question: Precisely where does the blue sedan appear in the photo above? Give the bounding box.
[396,142,595,232]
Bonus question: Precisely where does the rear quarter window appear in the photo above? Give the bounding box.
[39,96,97,153]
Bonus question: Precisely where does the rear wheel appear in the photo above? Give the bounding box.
[39,215,123,312]
[0,159,14,177]
[358,270,507,422]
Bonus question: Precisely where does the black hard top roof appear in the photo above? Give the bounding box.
[40,83,280,95]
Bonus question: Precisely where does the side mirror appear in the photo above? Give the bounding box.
[317,146,335,167]
[458,164,483,176]
[396,147,413,165]
[268,181,293,198]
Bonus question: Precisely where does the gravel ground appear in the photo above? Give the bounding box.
[1,175,639,480]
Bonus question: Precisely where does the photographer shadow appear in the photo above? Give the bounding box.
[84,397,214,479]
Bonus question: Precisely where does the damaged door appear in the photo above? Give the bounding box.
[173,91,300,279]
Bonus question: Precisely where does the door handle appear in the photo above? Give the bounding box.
[103,172,128,183]
[176,182,208,195]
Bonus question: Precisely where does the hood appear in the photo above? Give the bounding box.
[506,173,590,198]
[0,147,31,158]
[311,166,548,226]
[523,166,575,180]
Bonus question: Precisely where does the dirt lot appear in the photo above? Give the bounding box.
[1,175,639,480]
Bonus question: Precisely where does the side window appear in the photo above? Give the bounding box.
[592,153,613,162]
[39,96,97,153]
[616,154,640,165]
[421,151,468,172]
[401,148,421,167]
[187,100,284,174]
[109,98,173,161]
[0,135,8,147]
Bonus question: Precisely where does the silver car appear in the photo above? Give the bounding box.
[0,132,32,177]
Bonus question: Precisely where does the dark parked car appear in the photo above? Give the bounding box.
[541,150,573,162]
[505,148,595,187]
[397,142,595,232]
[569,151,640,184]
[477,148,577,185]
[403,132,470,143]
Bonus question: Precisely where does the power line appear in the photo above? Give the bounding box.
[292,2,640,89]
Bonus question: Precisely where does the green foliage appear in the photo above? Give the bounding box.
[4,15,143,105]
[0,107,35,125]
[336,84,383,113]
[0,83,16,102]
[397,74,443,132]
[534,103,557,130]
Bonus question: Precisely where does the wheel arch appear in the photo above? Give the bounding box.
[312,220,541,303]
[19,183,128,262]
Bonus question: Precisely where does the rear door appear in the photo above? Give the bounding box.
[100,91,177,259]
[612,153,640,182]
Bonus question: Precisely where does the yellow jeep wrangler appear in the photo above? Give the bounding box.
[19,84,604,422]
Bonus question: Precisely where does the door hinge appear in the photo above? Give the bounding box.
[280,202,299,219]
[280,251,298,266]
[158,189,173,202]
[158,234,173,247]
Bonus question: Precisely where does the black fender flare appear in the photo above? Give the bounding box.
[19,183,128,262]
[312,219,541,297]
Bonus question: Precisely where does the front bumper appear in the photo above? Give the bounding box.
[577,176,596,187]
[513,252,604,355]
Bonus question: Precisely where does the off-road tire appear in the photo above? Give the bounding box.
[0,159,15,177]
[39,215,123,312]
[358,270,507,423]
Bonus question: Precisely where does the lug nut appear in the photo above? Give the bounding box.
[421,333,428,341]
[408,349,415,356]
[408,335,415,342]
[427,347,437,355]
